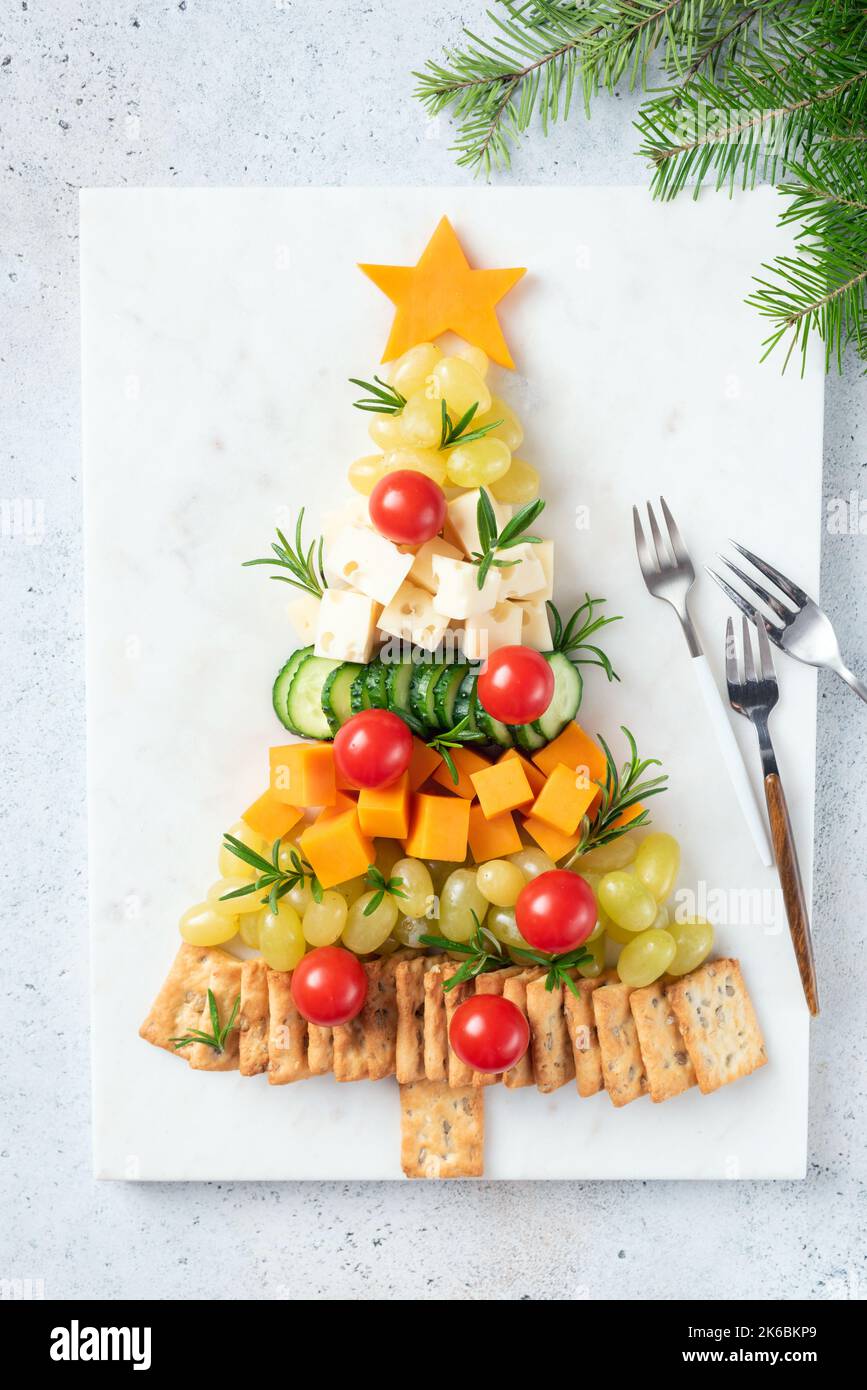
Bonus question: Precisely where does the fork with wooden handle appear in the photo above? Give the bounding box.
[725,615,819,1017]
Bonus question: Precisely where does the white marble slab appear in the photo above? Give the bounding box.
[82,187,823,1180]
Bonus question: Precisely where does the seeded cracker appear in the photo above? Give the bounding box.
[307,1024,333,1075]
[238,958,270,1077]
[187,952,243,1071]
[526,974,575,1093]
[502,968,544,1089]
[139,942,230,1059]
[400,1080,484,1179]
[266,970,311,1085]
[593,981,648,1106]
[443,964,475,1088]
[360,952,411,1081]
[423,962,449,1081]
[665,957,767,1094]
[628,980,696,1102]
[563,971,614,1098]
[395,956,431,1084]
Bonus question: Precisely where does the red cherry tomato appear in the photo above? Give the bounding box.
[476,646,555,725]
[515,870,597,954]
[290,946,368,1027]
[333,708,413,789]
[368,470,447,546]
[448,994,530,1074]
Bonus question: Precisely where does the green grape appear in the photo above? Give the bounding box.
[391,858,435,918]
[393,916,430,948]
[207,877,263,918]
[438,869,489,943]
[179,902,238,947]
[342,891,398,954]
[667,917,714,976]
[598,871,658,932]
[476,859,525,907]
[302,890,348,947]
[336,875,366,907]
[634,833,680,902]
[486,904,528,950]
[259,901,305,971]
[577,932,606,978]
[508,847,556,881]
[604,916,637,946]
[239,911,262,949]
[572,832,638,874]
[616,928,676,988]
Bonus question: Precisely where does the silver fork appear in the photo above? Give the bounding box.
[708,540,867,703]
[633,499,772,867]
[725,616,819,1017]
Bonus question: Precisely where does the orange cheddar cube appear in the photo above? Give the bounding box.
[314,790,358,826]
[498,747,547,798]
[404,793,470,862]
[610,801,645,830]
[298,809,374,890]
[432,746,491,800]
[270,742,336,807]
[468,804,522,863]
[530,763,599,836]
[521,815,581,863]
[407,736,443,791]
[532,723,607,814]
[357,772,411,839]
[242,788,304,843]
[470,757,533,819]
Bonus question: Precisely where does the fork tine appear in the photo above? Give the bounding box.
[724,615,739,687]
[632,505,655,580]
[742,616,756,682]
[756,615,776,682]
[659,496,690,567]
[646,501,671,570]
[720,556,795,623]
[729,540,809,607]
[705,567,786,646]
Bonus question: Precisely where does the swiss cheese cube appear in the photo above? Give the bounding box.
[314,588,381,663]
[511,597,553,650]
[322,496,372,546]
[496,542,547,600]
[431,555,501,619]
[326,524,413,605]
[378,580,450,652]
[462,601,523,661]
[445,489,512,558]
[408,536,463,594]
[524,538,554,602]
[286,592,321,643]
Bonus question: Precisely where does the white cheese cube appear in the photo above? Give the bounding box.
[510,598,553,651]
[445,489,513,559]
[524,539,554,602]
[431,555,501,619]
[496,542,547,600]
[378,581,451,652]
[408,536,463,594]
[326,524,413,606]
[287,592,321,643]
[463,602,524,662]
[322,496,372,546]
[314,589,381,663]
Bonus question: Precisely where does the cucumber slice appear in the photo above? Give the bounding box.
[474,692,514,749]
[433,663,468,730]
[511,719,547,753]
[411,661,448,727]
[287,653,342,739]
[453,671,479,732]
[386,660,416,718]
[534,652,583,742]
[321,661,363,735]
[350,666,373,715]
[364,657,389,709]
[272,646,313,733]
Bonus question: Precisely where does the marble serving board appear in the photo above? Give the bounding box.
[82,187,823,1180]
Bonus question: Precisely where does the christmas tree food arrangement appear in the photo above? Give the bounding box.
[140,219,768,1178]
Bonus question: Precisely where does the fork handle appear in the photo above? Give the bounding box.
[764,772,819,1017]
[837,663,867,705]
[691,655,773,867]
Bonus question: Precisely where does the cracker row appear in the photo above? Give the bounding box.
[665,957,767,1094]
[592,981,648,1107]
[140,942,235,1061]
[526,973,575,1094]
[563,970,615,1098]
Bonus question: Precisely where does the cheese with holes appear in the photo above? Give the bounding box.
[326,524,413,605]
[445,489,513,559]
[511,597,552,650]
[496,542,546,599]
[322,496,373,546]
[524,538,554,602]
[431,555,501,619]
[408,536,463,594]
[314,588,381,663]
[378,581,450,652]
[463,601,523,661]
[287,592,321,643]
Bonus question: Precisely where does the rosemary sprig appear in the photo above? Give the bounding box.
[170,989,240,1053]
[364,865,408,916]
[565,726,669,866]
[508,944,594,998]
[242,508,327,597]
[419,911,507,990]
[438,398,503,450]
[427,715,487,784]
[472,488,546,589]
[220,834,323,914]
[349,375,407,415]
[548,594,622,683]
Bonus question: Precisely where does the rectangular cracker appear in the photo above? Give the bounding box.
[399,1080,484,1179]
[665,957,767,1094]
[332,1012,368,1082]
[395,957,428,1083]
[593,981,648,1106]
[423,963,449,1082]
[502,968,544,1089]
[266,970,310,1085]
[443,964,475,1088]
[473,967,522,1086]
[361,952,410,1082]
[526,974,576,1094]
[630,981,696,1102]
[188,952,243,1071]
[307,1024,333,1075]
[563,971,614,1098]
[238,958,270,1077]
[139,942,233,1059]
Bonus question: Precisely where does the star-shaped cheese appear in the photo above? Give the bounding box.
[359,216,525,370]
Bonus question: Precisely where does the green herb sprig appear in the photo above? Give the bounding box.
[508,944,594,998]
[243,509,327,598]
[364,865,408,916]
[220,834,322,915]
[472,488,546,589]
[549,594,622,686]
[419,912,507,990]
[350,375,407,414]
[427,715,487,785]
[438,398,502,450]
[170,989,240,1054]
[566,726,669,865]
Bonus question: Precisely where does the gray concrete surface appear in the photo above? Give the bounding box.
[1,1,865,1301]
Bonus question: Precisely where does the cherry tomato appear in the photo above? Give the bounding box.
[333,708,413,789]
[515,869,597,954]
[368,470,447,546]
[476,646,554,725]
[448,994,530,1074]
[290,946,368,1027]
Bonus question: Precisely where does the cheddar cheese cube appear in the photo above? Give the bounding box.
[357,771,411,839]
[298,808,374,889]
[314,790,358,826]
[468,804,523,863]
[521,815,581,863]
[270,742,336,807]
[432,745,491,800]
[407,737,443,791]
[610,801,645,830]
[404,793,470,862]
[532,721,607,813]
[498,747,547,798]
[530,762,599,836]
[470,757,533,819]
[242,789,304,843]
